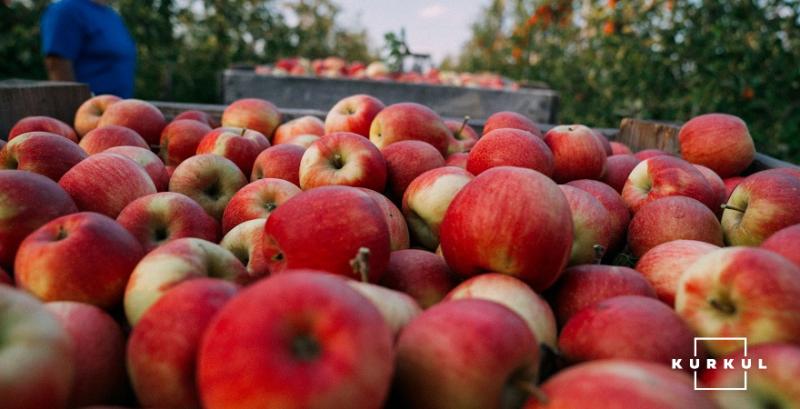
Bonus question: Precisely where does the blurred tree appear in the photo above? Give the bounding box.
[0,0,49,81]
[457,0,800,161]
[383,28,410,72]
[459,0,511,73]
[288,0,373,62]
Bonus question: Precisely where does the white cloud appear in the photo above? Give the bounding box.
[419,4,447,19]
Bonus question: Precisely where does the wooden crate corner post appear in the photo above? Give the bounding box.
[615,118,682,155]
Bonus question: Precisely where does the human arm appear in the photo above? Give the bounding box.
[44,55,75,82]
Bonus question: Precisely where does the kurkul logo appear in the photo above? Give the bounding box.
[671,337,767,391]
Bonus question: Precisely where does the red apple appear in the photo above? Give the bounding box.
[762,224,800,269]
[701,343,800,408]
[522,360,717,409]
[369,102,451,155]
[467,128,554,177]
[560,185,614,264]
[262,186,391,282]
[694,164,727,216]
[45,301,126,407]
[676,247,800,355]
[445,152,468,169]
[221,98,282,138]
[197,271,394,409]
[97,99,166,145]
[173,110,218,128]
[250,144,305,185]
[15,212,145,308]
[128,278,238,409]
[104,146,170,191]
[78,125,148,154]
[0,131,87,181]
[394,299,539,409]
[622,155,716,213]
[482,111,542,137]
[610,140,633,155]
[283,133,320,148]
[382,140,445,201]
[0,266,10,285]
[628,196,723,257]
[196,127,270,177]
[0,170,77,268]
[168,153,248,220]
[444,117,479,153]
[440,166,573,291]
[273,115,324,145]
[366,61,389,78]
[0,286,74,409]
[324,94,385,137]
[543,125,607,183]
[221,178,301,234]
[357,187,410,251]
[446,273,558,351]
[679,113,755,178]
[402,166,474,250]
[124,237,249,325]
[117,192,220,252]
[635,240,720,306]
[600,154,640,193]
[347,280,422,337]
[721,170,800,246]
[635,148,671,161]
[8,115,77,142]
[74,94,121,137]
[723,176,744,200]
[551,264,657,325]
[594,130,613,156]
[299,131,387,191]
[565,179,630,254]
[59,152,156,218]
[380,249,453,309]
[220,219,269,278]
[560,295,699,366]
[159,119,212,166]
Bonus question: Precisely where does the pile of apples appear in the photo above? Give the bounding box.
[255,56,516,90]
[1,91,799,409]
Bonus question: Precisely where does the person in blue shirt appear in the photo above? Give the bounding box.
[41,0,136,98]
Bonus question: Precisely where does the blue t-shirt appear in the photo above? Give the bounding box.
[41,0,136,98]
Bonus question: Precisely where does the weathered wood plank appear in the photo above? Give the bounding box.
[615,118,681,154]
[0,80,91,139]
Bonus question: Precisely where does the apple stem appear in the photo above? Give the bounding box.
[240,128,247,136]
[710,298,736,315]
[350,247,371,283]
[516,379,548,405]
[720,204,745,213]
[593,244,606,264]
[457,115,471,135]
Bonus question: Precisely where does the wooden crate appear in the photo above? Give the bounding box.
[0,79,91,139]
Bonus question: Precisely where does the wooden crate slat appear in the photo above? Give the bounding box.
[0,80,91,139]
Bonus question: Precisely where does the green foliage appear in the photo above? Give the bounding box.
[458,0,800,161]
[1,0,373,103]
[383,28,410,72]
[0,0,49,81]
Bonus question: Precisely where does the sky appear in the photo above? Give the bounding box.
[333,0,488,64]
